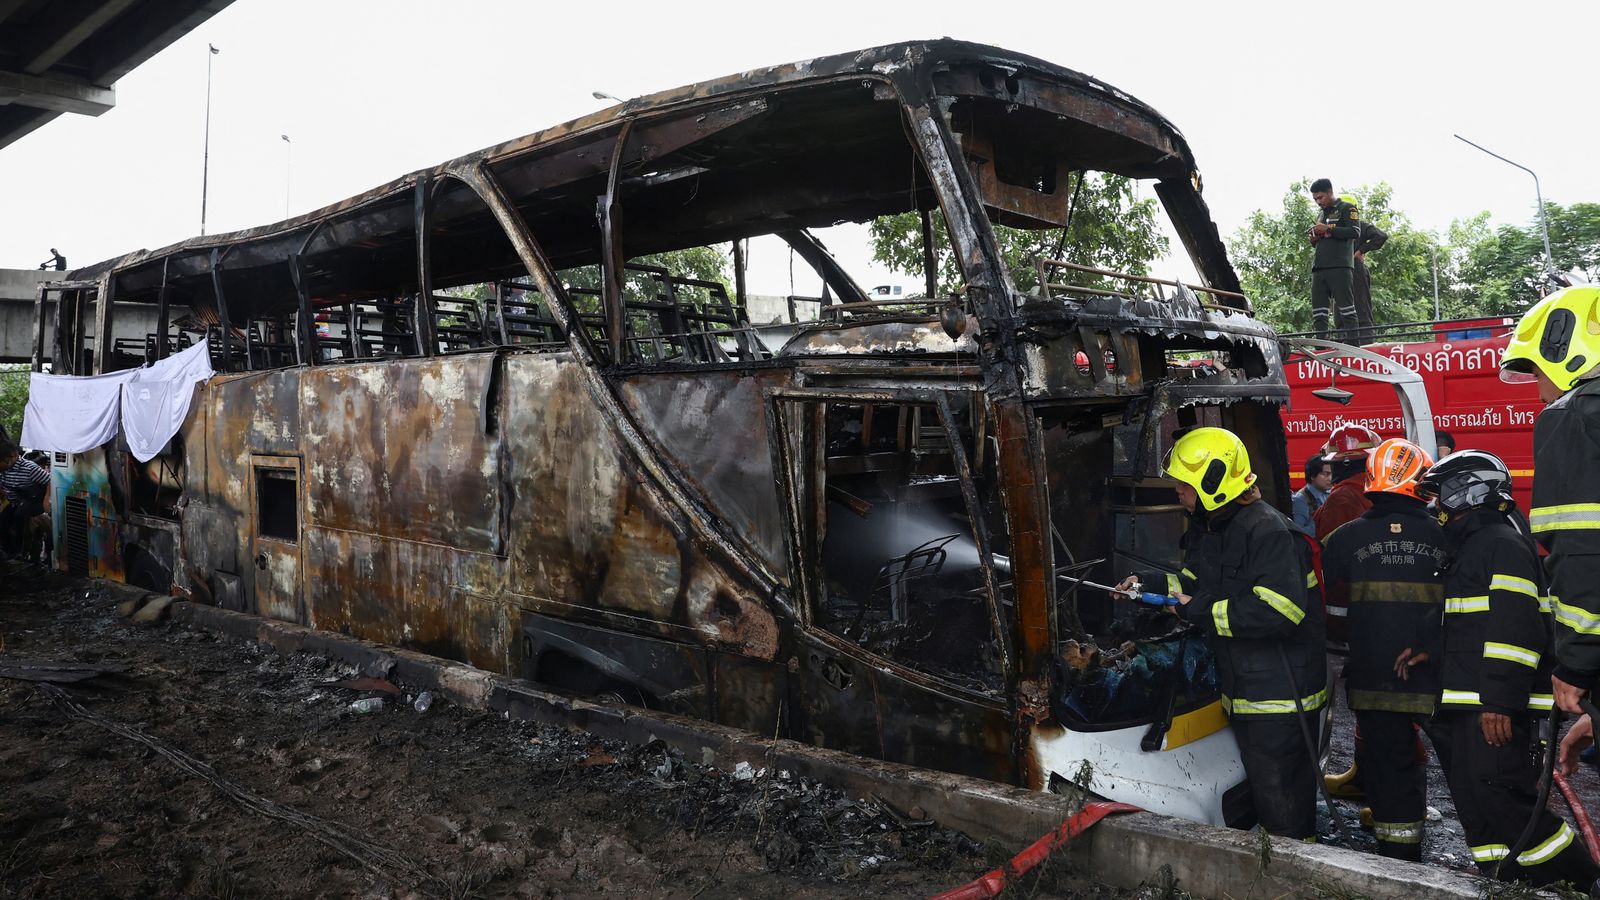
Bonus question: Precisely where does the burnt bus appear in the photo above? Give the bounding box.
[31,40,1290,826]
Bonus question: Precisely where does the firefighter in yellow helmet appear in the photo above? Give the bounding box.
[1115,427,1328,838]
[1500,286,1600,718]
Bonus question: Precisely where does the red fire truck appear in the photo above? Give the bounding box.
[1282,319,1540,511]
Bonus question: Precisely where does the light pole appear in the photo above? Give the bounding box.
[281,134,291,217]
[1431,245,1440,320]
[591,90,623,103]
[201,43,219,235]
[1453,133,1555,275]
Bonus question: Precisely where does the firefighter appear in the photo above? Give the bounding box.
[1499,285,1600,719]
[1313,423,1382,541]
[1116,427,1327,839]
[1416,450,1598,887]
[1321,438,1444,860]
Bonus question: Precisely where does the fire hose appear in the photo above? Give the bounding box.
[927,801,1140,900]
[1498,697,1600,878]
[1553,769,1600,864]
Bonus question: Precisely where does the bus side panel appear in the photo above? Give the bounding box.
[304,525,514,671]
[500,354,779,662]
[50,449,122,580]
[301,356,499,554]
[617,369,791,582]
[293,356,505,655]
[197,370,302,614]
[172,379,246,607]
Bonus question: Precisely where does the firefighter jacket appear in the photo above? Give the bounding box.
[1322,494,1446,713]
[1150,493,1327,717]
[1531,376,1600,690]
[1438,511,1555,716]
[1314,474,1371,542]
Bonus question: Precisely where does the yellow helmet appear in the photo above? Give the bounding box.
[1500,286,1600,392]
[1165,427,1257,511]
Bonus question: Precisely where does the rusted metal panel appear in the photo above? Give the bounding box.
[779,319,977,358]
[300,355,499,553]
[303,525,514,670]
[501,353,779,660]
[617,369,791,581]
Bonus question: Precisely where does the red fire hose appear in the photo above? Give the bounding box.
[1553,770,1600,865]
[928,801,1141,900]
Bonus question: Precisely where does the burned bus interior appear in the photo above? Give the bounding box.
[35,41,1290,802]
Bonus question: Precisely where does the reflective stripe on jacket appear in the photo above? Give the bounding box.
[1322,495,1446,713]
[1439,512,1555,715]
[1162,496,1327,717]
[1532,377,1600,688]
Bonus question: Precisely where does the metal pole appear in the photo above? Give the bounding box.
[1431,246,1440,320]
[201,43,219,235]
[1453,134,1555,274]
[281,134,291,217]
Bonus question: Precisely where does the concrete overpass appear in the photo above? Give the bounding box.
[0,0,235,150]
[0,267,160,365]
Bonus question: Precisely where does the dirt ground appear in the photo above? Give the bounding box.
[0,570,1142,900]
[10,568,1599,898]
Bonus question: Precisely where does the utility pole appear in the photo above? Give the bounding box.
[201,43,220,235]
[281,134,292,217]
[1454,134,1555,275]
[1431,246,1440,320]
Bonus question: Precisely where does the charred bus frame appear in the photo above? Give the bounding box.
[33,41,1289,824]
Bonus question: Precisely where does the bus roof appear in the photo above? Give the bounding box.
[66,39,1201,284]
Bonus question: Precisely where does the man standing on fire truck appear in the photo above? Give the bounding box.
[1500,286,1600,720]
[1322,439,1444,860]
[1308,178,1363,340]
[1116,427,1326,839]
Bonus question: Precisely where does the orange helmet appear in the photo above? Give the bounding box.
[1365,438,1433,499]
[1321,423,1382,461]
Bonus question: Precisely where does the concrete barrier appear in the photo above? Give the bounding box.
[165,598,1489,898]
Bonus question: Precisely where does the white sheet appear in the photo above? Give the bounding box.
[122,340,214,462]
[18,339,215,459]
[20,368,136,454]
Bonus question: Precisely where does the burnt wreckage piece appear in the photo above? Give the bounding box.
[33,40,1286,824]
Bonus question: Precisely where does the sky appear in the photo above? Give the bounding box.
[3,0,1595,298]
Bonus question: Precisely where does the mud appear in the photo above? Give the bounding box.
[0,570,1147,899]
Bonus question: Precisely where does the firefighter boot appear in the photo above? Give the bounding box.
[1324,763,1366,801]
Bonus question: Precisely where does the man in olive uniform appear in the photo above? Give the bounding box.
[1308,178,1362,340]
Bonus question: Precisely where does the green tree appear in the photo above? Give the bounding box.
[559,245,731,311]
[1454,202,1600,313]
[1230,179,1440,333]
[867,172,1169,296]
[0,366,27,444]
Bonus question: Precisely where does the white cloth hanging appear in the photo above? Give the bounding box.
[122,339,214,462]
[20,368,137,453]
[18,339,214,460]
